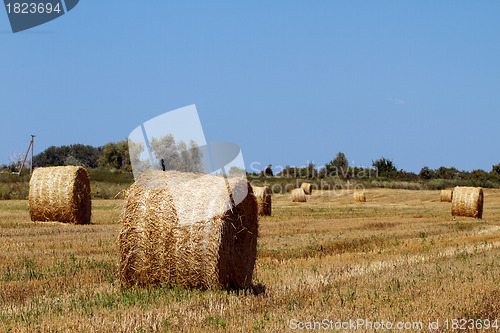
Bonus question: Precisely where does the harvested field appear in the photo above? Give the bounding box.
[1,188,500,332]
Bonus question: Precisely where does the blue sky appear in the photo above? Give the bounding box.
[1,1,499,173]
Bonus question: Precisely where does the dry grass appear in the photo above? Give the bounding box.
[0,188,499,332]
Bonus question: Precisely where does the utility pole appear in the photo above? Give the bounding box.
[30,134,34,175]
[19,135,35,176]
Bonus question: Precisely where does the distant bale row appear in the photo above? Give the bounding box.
[451,186,483,219]
[353,191,366,202]
[119,170,258,288]
[253,186,272,216]
[291,188,307,202]
[29,166,91,224]
[440,189,453,202]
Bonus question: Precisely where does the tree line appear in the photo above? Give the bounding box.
[4,143,499,185]
[10,136,203,173]
[254,152,500,184]
[28,141,130,170]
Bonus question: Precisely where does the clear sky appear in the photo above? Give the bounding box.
[1,1,499,173]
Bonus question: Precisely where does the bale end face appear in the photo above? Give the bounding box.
[451,186,483,219]
[29,166,91,224]
[300,182,313,195]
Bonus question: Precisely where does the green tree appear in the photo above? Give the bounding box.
[435,166,459,179]
[128,140,148,173]
[149,134,179,170]
[492,163,500,175]
[276,165,296,178]
[305,162,317,178]
[117,140,130,166]
[176,141,193,172]
[261,165,273,177]
[469,169,490,182]
[149,134,203,172]
[228,166,245,177]
[64,155,83,166]
[33,144,102,167]
[332,152,348,169]
[189,140,202,172]
[419,166,436,180]
[372,157,397,176]
[325,152,349,178]
[98,143,122,169]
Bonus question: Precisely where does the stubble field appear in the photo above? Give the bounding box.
[0,188,499,332]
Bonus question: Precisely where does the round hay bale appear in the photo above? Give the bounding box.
[291,188,307,202]
[300,182,313,195]
[119,170,258,288]
[353,191,366,202]
[253,186,271,216]
[440,189,453,202]
[29,166,91,224]
[451,186,483,219]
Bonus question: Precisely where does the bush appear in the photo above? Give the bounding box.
[0,172,30,199]
[87,168,134,184]
[90,182,127,199]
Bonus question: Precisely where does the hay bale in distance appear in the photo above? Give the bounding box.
[119,170,258,288]
[353,191,366,202]
[29,166,91,224]
[253,186,272,216]
[300,182,313,195]
[451,186,483,219]
[440,189,453,202]
[291,188,307,202]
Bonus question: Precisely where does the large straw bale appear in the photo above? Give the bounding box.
[440,189,453,202]
[451,186,483,219]
[29,166,91,224]
[119,170,258,288]
[253,186,271,216]
[300,182,313,195]
[291,188,307,202]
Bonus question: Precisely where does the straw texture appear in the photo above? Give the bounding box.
[29,166,91,224]
[119,170,258,288]
[291,188,307,202]
[253,186,272,216]
[451,186,483,219]
[300,182,313,195]
[353,191,366,202]
[440,189,453,202]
